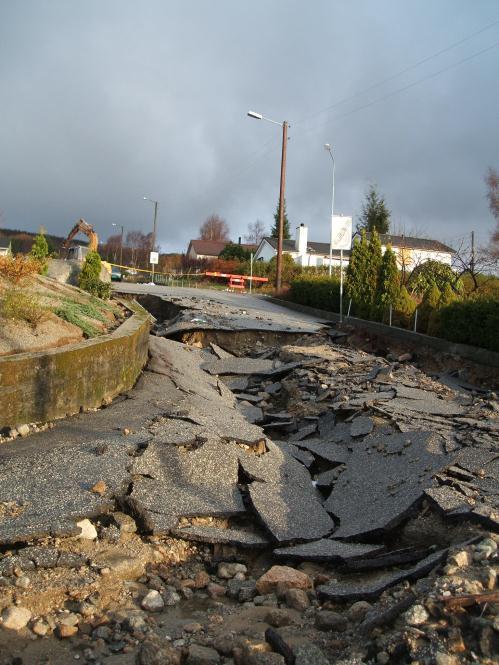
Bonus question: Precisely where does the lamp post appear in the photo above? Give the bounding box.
[143,197,159,281]
[112,223,124,266]
[324,143,343,322]
[247,111,288,290]
[324,144,336,277]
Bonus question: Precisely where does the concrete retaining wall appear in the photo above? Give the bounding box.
[264,296,499,368]
[0,300,152,430]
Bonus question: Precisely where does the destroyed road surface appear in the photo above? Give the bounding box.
[0,288,497,665]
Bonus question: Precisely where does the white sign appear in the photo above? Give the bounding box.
[331,215,352,250]
[149,251,159,265]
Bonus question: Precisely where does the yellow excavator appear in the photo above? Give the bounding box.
[62,219,99,260]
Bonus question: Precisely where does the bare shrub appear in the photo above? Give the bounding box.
[0,255,43,284]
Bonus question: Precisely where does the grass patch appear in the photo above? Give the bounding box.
[54,301,101,338]
[0,287,48,327]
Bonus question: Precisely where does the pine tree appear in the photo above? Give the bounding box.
[270,198,291,239]
[346,229,371,316]
[375,244,399,320]
[359,185,390,234]
[31,228,49,274]
[394,285,417,328]
[31,230,49,261]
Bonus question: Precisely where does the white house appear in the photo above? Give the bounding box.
[0,238,13,257]
[254,225,350,267]
[353,232,455,270]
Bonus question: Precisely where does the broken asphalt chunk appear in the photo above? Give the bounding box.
[350,416,374,438]
[170,525,270,548]
[128,439,245,534]
[273,539,384,563]
[201,357,301,377]
[324,431,450,539]
[317,550,447,602]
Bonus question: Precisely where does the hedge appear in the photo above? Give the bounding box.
[290,276,341,312]
[435,298,499,353]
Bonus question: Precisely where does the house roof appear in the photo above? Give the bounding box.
[0,237,13,248]
[261,237,351,258]
[359,232,455,254]
[188,239,257,257]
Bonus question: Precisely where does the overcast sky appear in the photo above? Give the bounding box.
[1,0,498,253]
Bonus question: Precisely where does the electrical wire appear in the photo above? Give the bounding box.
[295,18,499,127]
[296,39,499,140]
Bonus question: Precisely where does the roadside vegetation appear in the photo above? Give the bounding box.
[0,247,122,355]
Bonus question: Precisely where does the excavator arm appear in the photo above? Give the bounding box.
[63,219,99,253]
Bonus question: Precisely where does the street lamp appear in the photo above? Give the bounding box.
[247,110,288,290]
[324,144,335,277]
[112,223,124,266]
[324,143,344,322]
[143,197,159,281]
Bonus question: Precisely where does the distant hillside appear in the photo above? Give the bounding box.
[0,228,87,255]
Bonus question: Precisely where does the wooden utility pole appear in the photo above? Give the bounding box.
[471,230,475,275]
[276,120,288,290]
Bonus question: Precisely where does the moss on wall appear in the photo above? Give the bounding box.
[0,300,152,429]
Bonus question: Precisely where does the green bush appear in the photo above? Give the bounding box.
[78,251,110,299]
[433,299,499,352]
[218,243,251,261]
[290,275,341,312]
[409,260,462,296]
[393,285,417,328]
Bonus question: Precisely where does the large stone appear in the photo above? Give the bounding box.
[1,606,32,630]
[138,637,182,665]
[76,518,97,540]
[294,643,331,665]
[284,588,310,611]
[141,590,165,612]
[256,566,312,595]
[186,644,220,664]
[315,611,348,632]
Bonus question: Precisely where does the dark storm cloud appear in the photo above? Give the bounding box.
[0,0,498,251]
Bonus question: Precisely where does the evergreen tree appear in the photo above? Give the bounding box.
[270,198,291,239]
[359,185,390,234]
[30,228,49,274]
[78,251,110,299]
[440,282,458,307]
[375,244,399,320]
[394,285,417,328]
[31,230,49,260]
[346,229,371,317]
[421,284,441,333]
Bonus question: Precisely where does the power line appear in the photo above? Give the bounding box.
[297,40,499,139]
[295,18,499,127]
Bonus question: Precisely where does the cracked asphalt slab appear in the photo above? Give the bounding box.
[1,288,497,587]
[324,430,451,539]
[0,434,141,544]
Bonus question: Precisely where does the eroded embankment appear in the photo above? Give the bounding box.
[0,293,497,665]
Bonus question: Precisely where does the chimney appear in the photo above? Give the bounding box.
[238,236,241,245]
[295,224,308,255]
